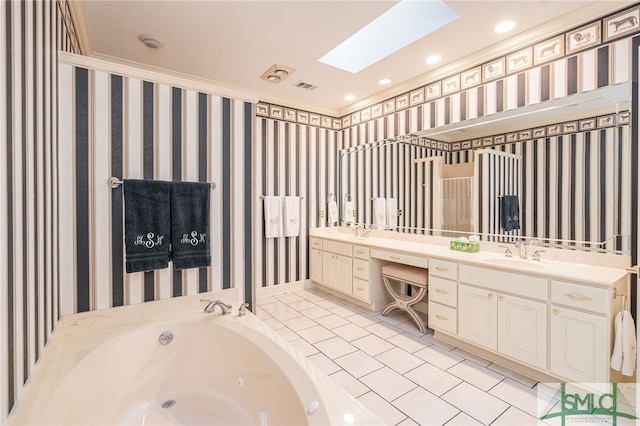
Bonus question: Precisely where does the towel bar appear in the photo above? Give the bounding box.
[109,177,216,190]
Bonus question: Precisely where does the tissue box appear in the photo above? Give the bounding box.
[449,240,480,253]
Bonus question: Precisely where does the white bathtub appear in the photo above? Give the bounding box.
[19,306,382,426]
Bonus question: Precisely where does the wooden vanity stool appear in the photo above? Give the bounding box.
[381,263,428,333]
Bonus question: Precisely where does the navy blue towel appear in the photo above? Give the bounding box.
[123,179,172,273]
[171,182,211,270]
[500,195,520,231]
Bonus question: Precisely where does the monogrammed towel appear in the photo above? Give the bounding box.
[123,179,172,273]
[171,181,211,270]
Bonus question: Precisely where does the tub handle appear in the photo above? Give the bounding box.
[238,302,250,316]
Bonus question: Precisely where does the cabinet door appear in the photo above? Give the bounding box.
[333,254,353,294]
[310,248,323,283]
[322,252,337,289]
[498,295,547,370]
[549,306,608,383]
[458,284,497,350]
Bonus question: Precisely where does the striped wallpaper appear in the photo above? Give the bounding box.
[58,60,254,315]
[1,0,79,420]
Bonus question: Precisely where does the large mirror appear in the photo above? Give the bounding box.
[338,82,632,254]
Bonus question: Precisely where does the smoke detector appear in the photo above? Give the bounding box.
[138,34,164,49]
[260,64,295,84]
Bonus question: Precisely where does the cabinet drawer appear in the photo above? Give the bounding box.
[310,237,323,250]
[353,259,370,280]
[429,276,457,307]
[353,245,370,260]
[428,302,457,335]
[322,240,352,257]
[429,258,457,280]
[353,277,370,301]
[550,281,608,314]
[459,264,547,301]
[370,249,428,268]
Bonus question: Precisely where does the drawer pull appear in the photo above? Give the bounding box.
[390,255,401,260]
[435,266,449,272]
[357,250,365,255]
[565,293,592,302]
[487,293,493,299]
[356,267,365,272]
[553,309,560,315]
[435,288,448,294]
[356,286,364,291]
[435,314,448,321]
[498,296,504,302]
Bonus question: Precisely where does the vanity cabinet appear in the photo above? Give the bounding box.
[310,238,323,284]
[428,259,458,334]
[549,279,611,382]
[457,265,548,371]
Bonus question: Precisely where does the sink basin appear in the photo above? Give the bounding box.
[483,257,545,269]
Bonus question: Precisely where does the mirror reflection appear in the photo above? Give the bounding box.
[337,83,631,254]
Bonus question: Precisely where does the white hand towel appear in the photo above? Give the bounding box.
[611,310,637,376]
[344,201,355,225]
[264,196,283,238]
[386,197,397,230]
[328,200,339,225]
[373,198,386,230]
[284,196,300,237]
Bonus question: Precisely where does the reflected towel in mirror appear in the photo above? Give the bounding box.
[386,198,397,230]
[373,198,386,230]
[500,195,520,231]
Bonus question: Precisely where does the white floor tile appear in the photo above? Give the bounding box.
[331,323,371,342]
[288,338,319,358]
[351,334,396,356]
[306,352,341,375]
[357,391,407,426]
[491,406,538,425]
[360,367,417,402]
[296,324,336,344]
[329,370,370,398]
[395,318,429,337]
[422,333,456,350]
[443,412,483,425]
[287,299,319,311]
[261,317,285,330]
[446,359,505,391]
[256,295,277,305]
[313,313,350,330]
[414,345,464,370]
[274,292,306,303]
[377,309,413,326]
[489,378,538,417]
[273,326,299,342]
[330,305,362,317]
[281,315,317,332]
[365,321,402,339]
[299,305,332,319]
[334,350,385,378]
[375,347,424,374]
[314,298,343,310]
[297,291,326,303]
[404,362,462,397]
[314,336,358,359]
[441,382,509,425]
[394,417,419,425]
[387,332,431,353]
[346,312,381,328]
[392,387,460,426]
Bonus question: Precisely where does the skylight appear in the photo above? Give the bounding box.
[318,0,460,74]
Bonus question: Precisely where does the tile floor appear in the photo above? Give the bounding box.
[257,287,542,426]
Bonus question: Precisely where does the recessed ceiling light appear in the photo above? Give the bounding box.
[344,94,356,101]
[138,34,164,49]
[425,55,441,65]
[494,20,515,34]
[319,0,460,73]
[379,78,392,85]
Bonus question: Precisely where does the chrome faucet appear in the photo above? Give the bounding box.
[201,299,232,314]
[514,241,527,259]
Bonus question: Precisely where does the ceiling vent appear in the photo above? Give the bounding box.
[294,81,318,91]
[260,64,295,84]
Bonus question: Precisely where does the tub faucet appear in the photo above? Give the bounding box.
[201,299,232,315]
[514,241,527,259]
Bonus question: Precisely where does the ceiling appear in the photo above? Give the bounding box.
[75,1,631,117]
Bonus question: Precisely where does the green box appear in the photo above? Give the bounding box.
[449,240,480,253]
